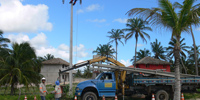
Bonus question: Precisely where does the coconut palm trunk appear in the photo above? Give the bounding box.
[174,36,181,100]
[180,57,187,74]
[190,25,198,75]
[134,35,138,67]
[115,40,118,61]
[11,82,15,95]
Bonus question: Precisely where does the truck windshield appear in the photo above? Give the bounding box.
[95,73,102,79]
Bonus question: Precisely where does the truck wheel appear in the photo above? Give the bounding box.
[156,90,169,100]
[82,92,97,100]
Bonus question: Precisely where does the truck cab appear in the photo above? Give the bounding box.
[75,72,116,100]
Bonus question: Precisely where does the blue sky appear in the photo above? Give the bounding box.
[0,0,200,66]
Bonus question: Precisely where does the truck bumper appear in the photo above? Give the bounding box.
[75,91,82,96]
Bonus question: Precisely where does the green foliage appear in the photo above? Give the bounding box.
[166,38,189,59]
[124,18,152,43]
[62,84,69,93]
[75,69,82,77]
[130,48,151,64]
[83,66,92,78]
[188,45,200,64]
[0,42,42,95]
[151,39,166,60]
[93,44,115,58]
[44,54,55,61]
[107,29,124,60]
[187,45,200,74]
[0,94,55,100]
[124,18,152,66]
[0,30,10,48]
[0,84,80,100]
[46,93,55,100]
[127,1,200,99]
[184,93,200,99]
[107,29,124,45]
[38,53,55,62]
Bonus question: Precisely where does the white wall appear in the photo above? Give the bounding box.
[40,64,76,84]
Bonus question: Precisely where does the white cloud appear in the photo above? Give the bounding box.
[0,0,52,33]
[77,60,84,63]
[58,44,69,51]
[120,59,131,66]
[7,33,30,43]
[76,60,86,71]
[87,19,106,23]
[113,18,127,23]
[74,44,85,51]
[86,4,101,12]
[77,9,84,14]
[74,44,89,58]
[30,33,47,48]
[76,4,103,14]
[137,44,144,47]
[7,33,90,61]
[7,32,47,48]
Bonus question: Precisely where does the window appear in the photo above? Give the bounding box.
[100,73,112,80]
[62,75,65,79]
[146,64,150,68]
[62,65,65,68]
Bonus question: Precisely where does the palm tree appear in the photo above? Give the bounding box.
[0,31,11,62]
[130,48,151,64]
[126,0,200,99]
[33,57,43,73]
[93,44,115,58]
[124,18,152,68]
[83,66,92,78]
[107,29,124,61]
[188,45,200,61]
[166,37,189,74]
[37,54,55,62]
[75,69,82,77]
[173,0,200,75]
[151,39,166,60]
[180,57,195,74]
[188,45,200,73]
[0,42,42,95]
[44,54,55,61]
[166,38,189,59]
[0,30,10,48]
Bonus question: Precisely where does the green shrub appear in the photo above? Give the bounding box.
[46,93,55,100]
[62,84,69,93]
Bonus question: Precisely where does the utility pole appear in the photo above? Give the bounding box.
[62,0,81,95]
[69,2,73,95]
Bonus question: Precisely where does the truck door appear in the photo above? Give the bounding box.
[97,73,116,97]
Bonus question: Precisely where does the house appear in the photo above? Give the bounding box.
[41,58,76,84]
[130,57,171,72]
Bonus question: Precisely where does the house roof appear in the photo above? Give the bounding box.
[42,58,69,66]
[128,65,135,68]
[136,57,171,65]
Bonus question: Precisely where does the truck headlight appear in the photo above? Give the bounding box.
[76,87,79,91]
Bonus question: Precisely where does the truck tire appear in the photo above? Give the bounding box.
[82,92,97,100]
[156,90,169,100]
